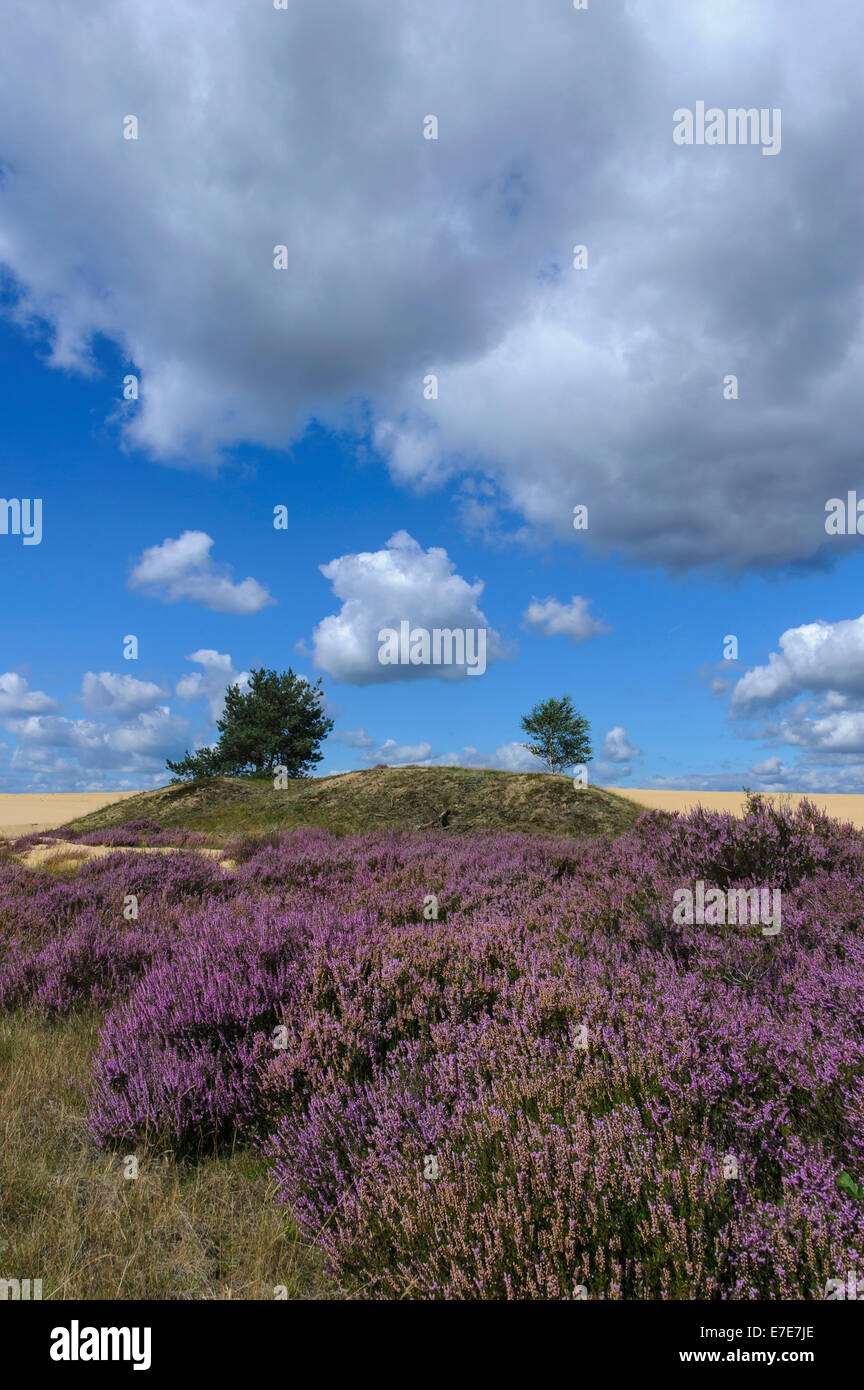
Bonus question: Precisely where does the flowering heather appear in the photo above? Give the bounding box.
[72,819,164,848]
[0,850,235,1015]
[4,798,864,1297]
[145,828,221,849]
[8,818,165,853]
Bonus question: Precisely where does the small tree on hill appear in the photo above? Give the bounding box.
[520,695,592,774]
[167,667,333,781]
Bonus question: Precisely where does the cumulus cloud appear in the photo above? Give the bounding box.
[129,532,275,614]
[308,531,507,683]
[175,649,250,720]
[762,707,864,756]
[332,726,376,749]
[358,737,541,771]
[600,726,643,763]
[80,671,168,718]
[522,596,609,642]
[0,653,253,789]
[2,2,862,571]
[726,613,864,763]
[710,674,734,696]
[639,760,864,795]
[730,617,864,711]
[0,672,60,717]
[9,707,190,771]
[748,756,785,778]
[365,738,435,765]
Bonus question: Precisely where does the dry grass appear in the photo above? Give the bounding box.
[0,1012,335,1300]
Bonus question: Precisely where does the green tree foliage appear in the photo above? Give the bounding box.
[520,695,593,774]
[167,667,334,781]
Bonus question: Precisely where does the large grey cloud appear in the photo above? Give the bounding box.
[1,1,863,569]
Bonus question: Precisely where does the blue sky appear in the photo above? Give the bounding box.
[2,0,864,793]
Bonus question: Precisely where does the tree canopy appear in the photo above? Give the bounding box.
[520,695,593,774]
[166,667,333,781]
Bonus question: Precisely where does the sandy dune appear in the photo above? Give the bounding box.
[617,788,864,830]
[0,792,141,839]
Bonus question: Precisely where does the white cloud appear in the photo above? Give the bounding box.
[359,738,541,772]
[9,707,190,771]
[175,649,250,720]
[594,761,632,785]
[308,530,507,683]
[749,756,785,777]
[480,741,544,772]
[0,653,254,789]
[522,596,609,642]
[0,672,60,717]
[332,726,376,748]
[80,671,168,718]
[129,532,275,614]
[765,708,864,756]
[727,614,864,760]
[730,617,864,710]
[365,738,435,765]
[1,1,861,571]
[600,726,643,763]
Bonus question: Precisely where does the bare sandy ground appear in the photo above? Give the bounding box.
[618,789,864,830]
[17,843,235,871]
[0,792,141,839]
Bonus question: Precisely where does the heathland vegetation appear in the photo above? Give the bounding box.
[2,786,863,1298]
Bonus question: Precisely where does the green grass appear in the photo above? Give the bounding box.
[62,765,644,841]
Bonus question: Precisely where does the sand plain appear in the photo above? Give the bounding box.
[0,792,141,839]
[615,788,864,830]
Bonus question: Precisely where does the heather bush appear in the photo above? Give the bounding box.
[88,902,305,1149]
[4,798,864,1297]
[74,819,163,848]
[0,851,235,1016]
[145,828,219,848]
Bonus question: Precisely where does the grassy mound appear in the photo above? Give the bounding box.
[61,766,643,840]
